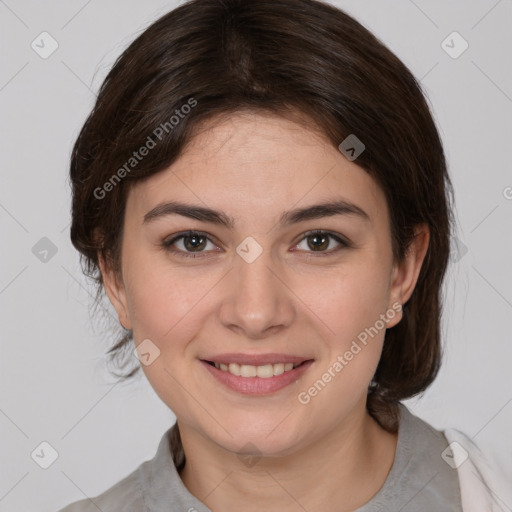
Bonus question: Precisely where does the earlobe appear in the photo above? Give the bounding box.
[97,253,132,330]
[387,225,430,321]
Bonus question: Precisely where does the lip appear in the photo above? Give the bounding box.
[200,358,315,396]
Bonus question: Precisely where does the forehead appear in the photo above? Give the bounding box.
[125,112,388,227]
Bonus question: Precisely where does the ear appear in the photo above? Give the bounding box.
[98,252,132,330]
[386,224,430,328]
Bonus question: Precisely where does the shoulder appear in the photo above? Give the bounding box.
[57,425,178,512]
[443,427,512,512]
[389,404,464,509]
[57,467,144,512]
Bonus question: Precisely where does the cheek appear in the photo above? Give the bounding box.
[293,278,389,430]
[292,256,391,393]
[124,260,217,421]
[123,250,214,343]
[298,257,392,343]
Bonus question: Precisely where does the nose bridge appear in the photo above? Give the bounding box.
[219,242,295,337]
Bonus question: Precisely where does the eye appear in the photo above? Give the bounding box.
[161,229,350,260]
[293,230,349,255]
[161,231,220,259]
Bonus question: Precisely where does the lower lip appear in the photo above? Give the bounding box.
[200,360,314,395]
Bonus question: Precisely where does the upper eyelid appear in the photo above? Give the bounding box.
[164,230,349,250]
[164,230,220,246]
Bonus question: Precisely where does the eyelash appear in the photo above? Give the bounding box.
[161,230,350,259]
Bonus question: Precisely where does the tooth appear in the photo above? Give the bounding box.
[240,364,257,377]
[228,363,241,376]
[273,363,285,375]
[256,364,274,378]
[212,362,302,377]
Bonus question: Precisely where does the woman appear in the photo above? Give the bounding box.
[59,0,509,510]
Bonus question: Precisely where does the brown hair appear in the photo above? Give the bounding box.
[69,0,453,457]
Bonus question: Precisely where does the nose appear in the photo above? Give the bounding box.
[218,247,296,340]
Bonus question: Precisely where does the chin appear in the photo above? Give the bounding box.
[205,414,308,459]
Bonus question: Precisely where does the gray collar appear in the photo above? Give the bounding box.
[137,426,211,512]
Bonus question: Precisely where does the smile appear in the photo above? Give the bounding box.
[200,357,314,395]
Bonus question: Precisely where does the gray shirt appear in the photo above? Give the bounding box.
[58,404,462,511]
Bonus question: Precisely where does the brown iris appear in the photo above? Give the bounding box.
[307,233,329,251]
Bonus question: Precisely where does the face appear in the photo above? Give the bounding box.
[101,111,428,457]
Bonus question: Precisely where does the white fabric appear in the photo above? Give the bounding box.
[443,428,512,512]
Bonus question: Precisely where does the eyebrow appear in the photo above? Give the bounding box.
[142,199,370,228]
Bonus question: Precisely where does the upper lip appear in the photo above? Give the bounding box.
[201,353,313,366]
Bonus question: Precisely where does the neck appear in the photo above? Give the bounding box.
[179,402,398,512]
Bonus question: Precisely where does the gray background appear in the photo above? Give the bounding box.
[1,1,511,510]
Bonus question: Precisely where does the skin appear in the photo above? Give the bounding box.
[99,111,429,512]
